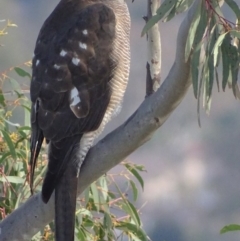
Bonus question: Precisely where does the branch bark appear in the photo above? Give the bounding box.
[0,1,199,240]
[146,0,161,96]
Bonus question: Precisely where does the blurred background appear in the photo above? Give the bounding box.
[1,0,240,241]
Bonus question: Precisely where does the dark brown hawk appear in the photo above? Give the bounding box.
[29,0,130,240]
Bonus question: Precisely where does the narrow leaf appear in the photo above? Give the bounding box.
[0,89,6,107]
[225,0,240,21]
[156,0,176,15]
[177,0,194,13]
[125,164,144,190]
[213,32,228,66]
[231,30,240,39]
[142,0,175,36]
[1,130,17,159]
[14,67,31,79]
[130,180,138,201]
[142,15,162,37]
[115,222,149,241]
[0,176,24,184]
[90,182,100,211]
[99,175,108,201]
[185,11,201,61]
[220,224,240,234]
[221,35,230,91]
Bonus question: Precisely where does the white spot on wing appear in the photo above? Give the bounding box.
[79,42,87,50]
[70,87,78,99]
[60,49,67,57]
[54,64,61,70]
[36,60,40,66]
[72,57,80,66]
[82,29,88,35]
[70,87,81,106]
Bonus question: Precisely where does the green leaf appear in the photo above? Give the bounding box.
[0,89,6,107]
[84,186,90,204]
[99,175,108,201]
[156,0,176,15]
[1,129,17,159]
[125,164,144,190]
[0,176,24,184]
[121,201,140,226]
[130,180,138,201]
[77,208,93,218]
[0,152,12,164]
[231,30,240,38]
[76,228,87,241]
[104,212,113,230]
[191,44,201,98]
[164,0,195,22]
[213,32,228,66]
[90,182,100,211]
[9,78,22,94]
[141,0,176,36]
[17,126,31,131]
[205,21,216,102]
[126,200,141,226]
[115,222,149,241]
[164,3,177,22]
[220,224,240,234]
[185,1,201,61]
[141,15,162,37]
[225,0,240,22]
[134,164,146,172]
[14,67,31,79]
[177,0,194,13]
[229,44,239,97]
[221,36,230,91]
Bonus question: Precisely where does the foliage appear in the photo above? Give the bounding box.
[220,224,240,234]
[143,0,240,125]
[0,22,149,239]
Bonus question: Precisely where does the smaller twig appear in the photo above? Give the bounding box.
[145,0,161,98]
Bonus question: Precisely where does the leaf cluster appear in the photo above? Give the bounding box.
[142,0,240,125]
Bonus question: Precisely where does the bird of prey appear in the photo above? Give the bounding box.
[29,0,130,240]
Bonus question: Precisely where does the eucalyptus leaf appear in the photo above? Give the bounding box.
[185,8,201,61]
[142,0,176,36]
[90,182,100,211]
[115,222,149,241]
[0,176,24,184]
[220,224,240,234]
[14,67,31,79]
[221,36,230,91]
[1,129,17,159]
[225,0,240,21]
[125,164,144,190]
[130,180,138,201]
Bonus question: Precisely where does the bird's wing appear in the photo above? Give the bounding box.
[29,1,117,201]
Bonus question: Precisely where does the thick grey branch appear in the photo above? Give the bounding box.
[0,1,198,240]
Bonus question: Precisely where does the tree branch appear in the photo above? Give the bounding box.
[0,1,199,240]
[146,0,161,97]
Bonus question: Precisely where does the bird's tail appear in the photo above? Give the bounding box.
[55,161,78,241]
[42,134,82,241]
